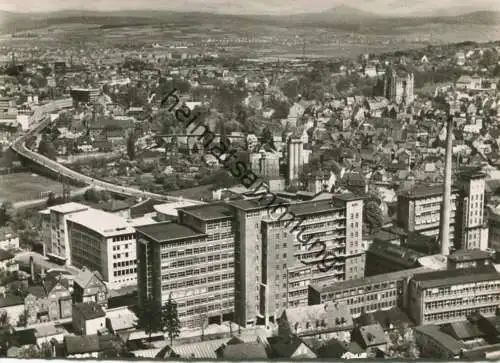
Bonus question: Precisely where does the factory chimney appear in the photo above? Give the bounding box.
[440,115,453,256]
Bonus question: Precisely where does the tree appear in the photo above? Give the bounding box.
[126,132,136,160]
[0,310,8,327]
[37,135,57,160]
[137,298,162,340]
[261,126,275,150]
[386,324,420,359]
[363,200,384,234]
[17,309,28,328]
[162,294,181,346]
[0,201,13,227]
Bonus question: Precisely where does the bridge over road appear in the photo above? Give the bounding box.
[10,100,198,204]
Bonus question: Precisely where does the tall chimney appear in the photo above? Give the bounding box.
[440,115,453,256]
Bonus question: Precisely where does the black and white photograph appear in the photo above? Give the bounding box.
[0,0,499,360]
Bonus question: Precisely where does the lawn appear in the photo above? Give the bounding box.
[0,172,63,202]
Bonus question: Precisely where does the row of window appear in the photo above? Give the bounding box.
[112,252,130,259]
[112,234,134,242]
[112,243,131,251]
[113,268,136,276]
[163,279,234,290]
[160,242,234,259]
[424,306,496,322]
[424,294,500,310]
[113,260,136,268]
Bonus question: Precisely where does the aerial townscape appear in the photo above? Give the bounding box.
[0,0,500,360]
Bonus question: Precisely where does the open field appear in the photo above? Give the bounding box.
[0,172,63,202]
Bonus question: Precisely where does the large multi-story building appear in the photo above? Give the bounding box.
[308,267,432,317]
[250,150,281,178]
[407,265,500,325]
[228,193,365,327]
[488,204,500,250]
[135,204,235,329]
[383,68,414,105]
[397,185,458,246]
[40,202,90,265]
[455,170,488,250]
[397,171,488,251]
[66,208,137,288]
[70,88,100,107]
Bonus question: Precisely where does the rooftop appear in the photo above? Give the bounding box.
[448,249,493,262]
[153,200,206,217]
[135,222,205,243]
[311,266,431,294]
[412,265,500,289]
[289,199,344,217]
[398,184,459,199]
[74,302,106,320]
[415,325,466,355]
[179,203,233,221]
[48,202,89,215]
[67,208,135,237]
[226,196,289,211]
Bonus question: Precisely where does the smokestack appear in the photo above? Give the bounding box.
[440,115,453,256]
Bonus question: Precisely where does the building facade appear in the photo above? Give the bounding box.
[136,204,235,329]
[407,266,500,326]
[383,69,414,105]
[228,194,365,327]
[454,171,488,250]
[309,267,432,317]
[67,209,137,288]
[41,203,89,265]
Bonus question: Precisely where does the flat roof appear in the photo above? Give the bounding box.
[179,203,233,221]
[67,208,135,237]
[398,184,459,199]
[288,199,344,217]
[49,202,89,214]
[412,265,500,289]
[227,196,289,211]
[154,200,205,217]
[135,222,205,243]
[448,249,492,262]
[311,266,432,294]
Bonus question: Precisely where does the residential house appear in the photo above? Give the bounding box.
[351,323,389,353]
[0,227,19,250]
[64,334,121,358]
[72,268,108,307]
[317,338,368,359]
[0,249,17,272]
[414,325,466,359]
[72,302,106,336]
[278,302,353,343]
[34,325,66,346]
[24,276,72,325]
[215,341,268,359]
[105,306,138,334]
[266,336,317,359]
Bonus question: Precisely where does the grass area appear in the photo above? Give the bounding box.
[0,172,63,202]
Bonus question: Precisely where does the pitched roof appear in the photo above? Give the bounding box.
[156,338,230,359]
[219,342,268,359]
[268,336,315,358]
[74,302,106,320]
[412,265,500,289]
[440,321,485,340]
[354,324,388,347]
[64,335,100,354]
[73,268,104,289]
[415,325,465,355]
[282,302,353,335]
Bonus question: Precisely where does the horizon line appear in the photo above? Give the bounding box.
[0,6,498,17]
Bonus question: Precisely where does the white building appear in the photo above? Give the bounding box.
[67,208,137,288]
[40,203,90,265]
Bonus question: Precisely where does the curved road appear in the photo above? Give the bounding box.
[10,99,193,203]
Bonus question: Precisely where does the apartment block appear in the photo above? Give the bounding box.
[455,170,488,250]
[135,204,235,329]
[397,170,488,251]
[228,193,365,327]
[40,202,89,265]
[396,184,458,247]
[407,265,500,325]
[66,208,137,288]
[308,267,432,317]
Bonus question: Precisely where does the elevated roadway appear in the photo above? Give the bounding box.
[10,99,194,203]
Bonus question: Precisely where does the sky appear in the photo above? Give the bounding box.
[1,0,499,16]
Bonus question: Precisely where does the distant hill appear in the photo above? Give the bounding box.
[0,8,499,34]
